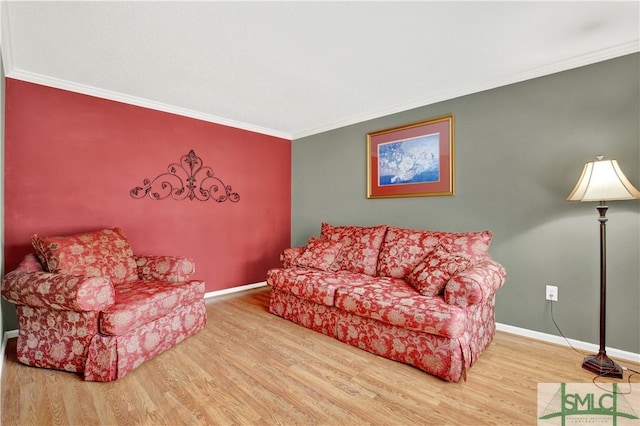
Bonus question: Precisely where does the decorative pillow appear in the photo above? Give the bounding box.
[295,236,343,271]
[32,227,139,284]
[406,247,471,297]
[376,226,440,278]
[320,223,387,276]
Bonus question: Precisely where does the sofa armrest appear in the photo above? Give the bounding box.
[280,247,304,268]
[1,270,115,311]
[443,259,506,308]
[134,255,196,282]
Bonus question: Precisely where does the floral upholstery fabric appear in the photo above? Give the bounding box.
[267,224,505,382]
[16,253,45,272]
[334,278,466,338]
[268,288,339,337]
[135,255,196,282]
[32,228,138,284]
[100,280,205,335]
[375,226,441,278]
[320,223,387,276]
[336,312,467,382]
[14,307,100,373]
[444,259,506,307]
[2,232,207,382]
[280,247,304,269]
[267,268,371,306]
[376,226,492,278]
[406,248,471,297]
[85,299,206,381]
[294,237,343,271]
[430,230,492,262]
[2,270,115,311]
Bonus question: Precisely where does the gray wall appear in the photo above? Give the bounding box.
[291,53,640,354]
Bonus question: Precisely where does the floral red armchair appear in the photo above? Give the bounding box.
[1,228,207,381]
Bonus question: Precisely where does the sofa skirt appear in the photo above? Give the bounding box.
[84,298,207,381]
[267,287,490,382]
[268,288,339,337]
[335,311,468,382]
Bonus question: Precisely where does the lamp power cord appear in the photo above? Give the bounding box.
[549,299,638,393]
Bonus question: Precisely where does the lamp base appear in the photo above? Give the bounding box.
[582,353,623,378]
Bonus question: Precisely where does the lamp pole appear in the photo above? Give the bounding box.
[580,202,622,378]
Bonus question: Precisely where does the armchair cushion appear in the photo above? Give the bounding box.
[32,227,138,284]
[99,280,205,335]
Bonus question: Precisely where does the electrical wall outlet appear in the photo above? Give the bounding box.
[546,285,558,302]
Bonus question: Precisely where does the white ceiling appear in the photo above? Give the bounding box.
[2,1,639,140]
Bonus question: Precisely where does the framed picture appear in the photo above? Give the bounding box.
[366,114,455,198]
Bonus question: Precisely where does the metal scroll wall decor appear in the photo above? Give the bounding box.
[130,149,240,203]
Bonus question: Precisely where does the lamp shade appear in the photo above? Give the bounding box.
[567,157,640,202]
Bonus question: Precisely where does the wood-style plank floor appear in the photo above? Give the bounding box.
[2,287,639,425]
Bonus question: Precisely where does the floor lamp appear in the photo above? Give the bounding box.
[567,155,640,378]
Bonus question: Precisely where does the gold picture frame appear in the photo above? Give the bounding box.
[366,114,455,198]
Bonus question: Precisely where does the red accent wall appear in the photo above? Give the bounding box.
[4,78,291,292]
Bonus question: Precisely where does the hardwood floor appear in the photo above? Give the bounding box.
[2,287,639,425]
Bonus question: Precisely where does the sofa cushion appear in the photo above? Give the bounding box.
[294,237,343,271]
[406,247,471,296]
[99,279,205,335]
[32,228,138,284]
[377,227,492,278]
[320,223,387,276]
[267,268,372,306]
[436,230,493,262]
[376,226,440,278]
[334,278,466,338]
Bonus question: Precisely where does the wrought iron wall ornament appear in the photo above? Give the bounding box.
[130,149,240,203]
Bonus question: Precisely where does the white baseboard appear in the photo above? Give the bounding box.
[0,330,17,381]
[4,330,18,339]
[496,322,640,363]
[204,281,268,300]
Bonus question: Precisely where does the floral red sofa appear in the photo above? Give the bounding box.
[267,223,506,382]
[1,227,207,382]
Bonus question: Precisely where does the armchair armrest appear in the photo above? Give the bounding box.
[280,247,304,268]
[134,255,196,282]
[443,259,506,308]
[1,270,115,311]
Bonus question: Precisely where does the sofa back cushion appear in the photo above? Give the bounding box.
[376,226,441,278]
[32,227,139,284]
[320,223,387,276]
[377,226,493,278]
[435,230,493,262]
[294,236,343,271]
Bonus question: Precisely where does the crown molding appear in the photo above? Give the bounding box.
[5,68,291,140]
[3,38,638,141]
[1,1,14,76]
[290,40,640,140]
